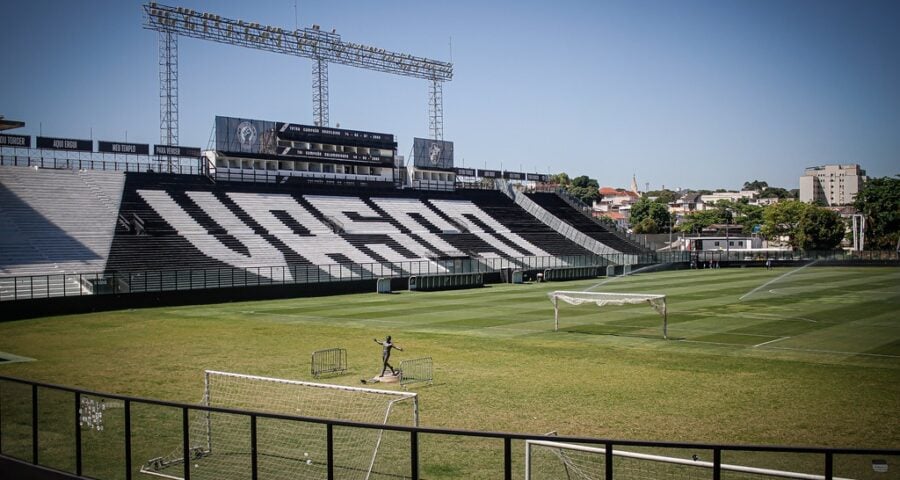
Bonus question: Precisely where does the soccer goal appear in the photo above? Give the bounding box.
[141,370,418,480]
[525,440,854,480]
[548,291,668,339]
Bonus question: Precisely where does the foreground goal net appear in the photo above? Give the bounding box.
[141,370,418,480]
[548,291,668,339]
[525,440,853,480]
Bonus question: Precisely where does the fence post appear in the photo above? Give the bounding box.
[504,437,512,480]
[182,407,191,480]
[824,452,833,480]
[125,400,132,480]
[32,384,38,465]
[410,430,419,480]
[251,415,258,480]
[326,423,334,480]
[605,442,613,479]
[713,448,721,480]
[75,392,82,475]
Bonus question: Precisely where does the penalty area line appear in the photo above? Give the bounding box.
[753,337,790,348]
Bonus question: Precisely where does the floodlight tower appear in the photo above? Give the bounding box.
[142,3,453,145]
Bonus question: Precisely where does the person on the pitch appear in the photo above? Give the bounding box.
[374,335,403,376]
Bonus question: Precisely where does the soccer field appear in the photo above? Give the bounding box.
[1,265,898,477]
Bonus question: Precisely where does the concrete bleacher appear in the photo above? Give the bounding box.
[0,166,125,299]
[524,191,648,255]
[0,168,616,300]
[102,173,596,282]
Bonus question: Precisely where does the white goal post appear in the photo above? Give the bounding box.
[525,439,854,480]
[548,291,668,339]
[141,370,418,480]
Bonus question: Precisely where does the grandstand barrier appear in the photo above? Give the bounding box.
[399,357,433,387]
[376,277,392,293]
[408,273,484,291]
[4,250,897,308]
[543,266,600,282]
[310,348,348,378]
[0,152,204,175]
[0,374,897,480]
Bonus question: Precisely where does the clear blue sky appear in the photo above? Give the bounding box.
[2,0,898,191]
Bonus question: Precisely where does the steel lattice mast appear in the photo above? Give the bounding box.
[143,3,453,144]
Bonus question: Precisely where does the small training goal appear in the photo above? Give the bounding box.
[141,370,418,480]
[548,291,668,339]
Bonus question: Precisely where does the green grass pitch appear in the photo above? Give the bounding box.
[0,265,898,478]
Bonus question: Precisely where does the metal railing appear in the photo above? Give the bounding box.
[539,187,654,252]
[0,374,896,480]
[688,249,900,264]
[1,153,204,175]
[3,250,893,302]
[0,253,683,302]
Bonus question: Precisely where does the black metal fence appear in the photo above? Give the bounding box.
[0,253,680,302]
[1,152,204,175]
[0,375,896,480]
[689,249,900,264]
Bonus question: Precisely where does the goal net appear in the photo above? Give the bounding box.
[141,370,418,480]
[548,291,668,339]
[525,440,853,480]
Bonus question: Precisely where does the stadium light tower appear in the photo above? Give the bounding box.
[142,3,453,145]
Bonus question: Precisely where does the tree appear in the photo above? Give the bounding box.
[743,180,769,191]
[759,187,793,199]
[549,172,570,186]
[736,203,764,234]
[677,210,720,234]
[630,198,672,231]
[633,217,660,234]
[762,200,845,250]
[796,207,845,250]
[569,186,600,204]
[550,173,600,204]
[853,175,900,250]
[571,175,599,189]
[644,189,678,205]
[762,200,808,248]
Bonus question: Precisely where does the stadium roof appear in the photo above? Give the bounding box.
[0,116,25,131]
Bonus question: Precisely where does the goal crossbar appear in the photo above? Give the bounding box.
[548,291,668,339]
[525,440,854,480]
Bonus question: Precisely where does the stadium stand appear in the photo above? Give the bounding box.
[0,166,124,277]
[104,173,597,279]
[524,191,647,254]
[1,166,622,301]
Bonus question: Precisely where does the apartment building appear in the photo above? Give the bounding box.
[799,164,866,206]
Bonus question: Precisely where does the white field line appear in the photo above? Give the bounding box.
[760,345,900,359]
[739,259,820,301]
[754,336,790,348]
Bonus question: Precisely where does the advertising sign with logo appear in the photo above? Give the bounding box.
[0,134,31,148]
[478,169,501,178]
[413,138,454,169]
[215,116,277,155]
[36,136,92,152]
[98,141,150,155]
[153,145,202,157]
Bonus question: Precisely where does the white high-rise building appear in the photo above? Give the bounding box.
[799,164,866,206]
